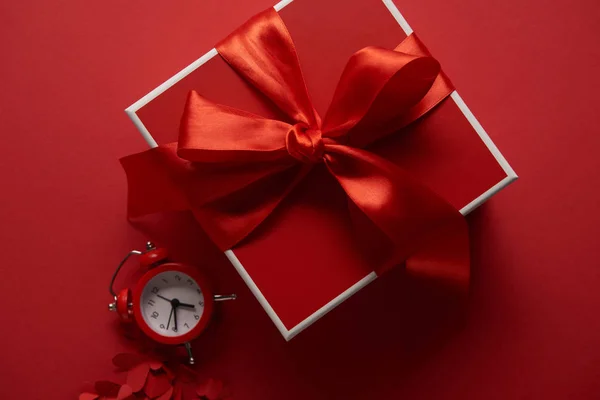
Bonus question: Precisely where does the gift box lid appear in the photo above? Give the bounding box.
[125,0,516,340]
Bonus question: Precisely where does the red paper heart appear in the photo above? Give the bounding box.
[79,393,99,400]
[196,378,224,400]
[149,361,164,371]
[144,372,172,398]
[116,384,134,400]
[81,351,224,400]
[172,384,183,400]
[155,386,174,400]
[95,381,122,397]
[178,382,198,400]
[172,365,197,383]
[127,363,150,392]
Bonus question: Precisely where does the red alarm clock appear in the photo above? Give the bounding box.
[108,242,236,364]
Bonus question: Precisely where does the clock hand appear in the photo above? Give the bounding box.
[166,307,174,330]
[177,302,196,309]
[173,305,178,332]
[156,294,171,302]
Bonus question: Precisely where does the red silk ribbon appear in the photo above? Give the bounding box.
[121,8,469,287]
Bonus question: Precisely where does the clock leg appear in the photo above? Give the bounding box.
[213,294,237,301]
[184,342,195,365]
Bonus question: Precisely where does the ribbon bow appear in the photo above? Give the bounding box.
[122,8,469,287]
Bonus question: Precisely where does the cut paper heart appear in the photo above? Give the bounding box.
[79,381,134,400]
[196,378,231,400]
[80,352,228,400]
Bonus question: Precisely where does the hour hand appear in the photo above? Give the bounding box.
[156,294,171,302]
[178,302,196,309]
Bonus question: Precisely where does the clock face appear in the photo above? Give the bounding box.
[139,270,205,337]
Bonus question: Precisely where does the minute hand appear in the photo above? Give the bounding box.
[173,306,178,331]
[156,294,171,302]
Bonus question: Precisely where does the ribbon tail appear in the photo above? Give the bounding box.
[192,164,312,250]
[391,34,455,129]
[405,214,470,290]
[120,143,191,218]
[324,144,469,289]
[320,34,453,148]
[322,42,440,141]
[121,144,311,250]
[216,8,320,128]
[121,138,310,251]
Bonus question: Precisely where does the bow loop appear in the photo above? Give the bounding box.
[322,44,441,146]
[216,8,320,129]
[178,90,291,164]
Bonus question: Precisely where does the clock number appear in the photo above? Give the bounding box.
[160,324,165,330]
[198,300,204,307]
[175,275,181,281]
[184,323,190,329]
[148,299,155,307]
[187,279,193,285]
[172,327,177,332]
[151,311,159,319]
[196,289,202,294]
[194,314,200,320]
[162,278,169,284]
[151,287,159,294]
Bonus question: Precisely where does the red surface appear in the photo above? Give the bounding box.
[0,0,599,399]
[137,0,506,330]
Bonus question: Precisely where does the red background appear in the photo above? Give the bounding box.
[1,0,599,399]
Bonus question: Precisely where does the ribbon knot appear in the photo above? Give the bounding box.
[286,123,324,163]
[121,8,470,289]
